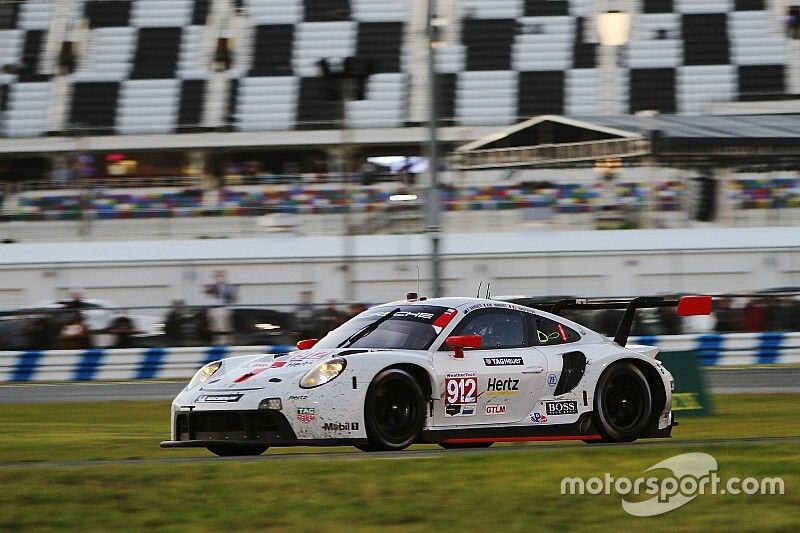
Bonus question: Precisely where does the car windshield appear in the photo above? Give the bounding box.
[313,305,452,350]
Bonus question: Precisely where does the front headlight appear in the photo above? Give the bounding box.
[299,358,347,389]
[187,360,222,389]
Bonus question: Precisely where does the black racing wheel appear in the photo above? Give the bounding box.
[362,369,426,451]
[206,443,269,457]
[592,362,652,442]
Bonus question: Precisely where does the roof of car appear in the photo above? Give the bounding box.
[381,297,530,311]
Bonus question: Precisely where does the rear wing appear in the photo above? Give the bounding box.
[507,295,712,347]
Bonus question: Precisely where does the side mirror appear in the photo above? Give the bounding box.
[296,338,318,350]
[446,334,481,359]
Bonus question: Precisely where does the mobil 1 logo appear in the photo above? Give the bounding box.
[544,400,578,416]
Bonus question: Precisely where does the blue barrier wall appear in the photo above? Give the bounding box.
[1,332,798,382]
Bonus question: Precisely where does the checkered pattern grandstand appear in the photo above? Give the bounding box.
[0,0,795,137]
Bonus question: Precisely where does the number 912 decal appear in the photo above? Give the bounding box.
[444,372,478,417]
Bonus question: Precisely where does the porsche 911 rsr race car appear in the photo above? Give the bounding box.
[161,295,711,456]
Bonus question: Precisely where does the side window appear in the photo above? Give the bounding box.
[534,316,580,345]
[447,310,527,350]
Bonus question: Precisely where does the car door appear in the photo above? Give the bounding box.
[431,308,548,426]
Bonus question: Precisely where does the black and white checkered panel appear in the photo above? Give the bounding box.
[0,0,55,137]
[232,0,408,131]
[449,0,787,126]
[68,0,209,135]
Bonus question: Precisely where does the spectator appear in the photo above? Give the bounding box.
[58,311,90,350]
[787,6,800,39]
[293,290,318,341]
[742,298,766,332]
[65,289,85,309]
[714,297,739,332]
[205,270,237,306]
[164,300,187,346]
[314,300,346,337]
[107,316,137,349]
[208,305,234,345]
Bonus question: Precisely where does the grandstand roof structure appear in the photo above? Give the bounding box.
[450,114,800,170]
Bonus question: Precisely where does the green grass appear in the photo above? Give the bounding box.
[0,395,798,531]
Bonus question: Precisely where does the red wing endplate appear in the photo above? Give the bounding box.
[677,295,713,316]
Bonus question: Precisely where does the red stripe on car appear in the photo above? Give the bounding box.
[444,435,602,444]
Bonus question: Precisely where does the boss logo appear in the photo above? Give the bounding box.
[544,400,578,415]
[487,377,519,392]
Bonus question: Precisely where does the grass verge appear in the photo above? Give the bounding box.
[0,394,797,531]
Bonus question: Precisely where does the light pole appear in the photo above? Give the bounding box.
[426,0,443,297]
[596,8,631,115]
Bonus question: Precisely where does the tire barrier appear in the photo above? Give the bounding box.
[0,332,798,382]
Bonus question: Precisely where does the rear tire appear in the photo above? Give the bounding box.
[363,369,426,451]
[592,362,652,443]
[206,443,269,457]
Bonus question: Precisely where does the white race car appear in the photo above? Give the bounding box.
[161,295,711,456]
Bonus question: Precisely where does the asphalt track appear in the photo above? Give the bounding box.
[2,435,799,469]
[0,367,798,404]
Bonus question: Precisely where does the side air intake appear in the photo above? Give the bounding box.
[555,351,586,396]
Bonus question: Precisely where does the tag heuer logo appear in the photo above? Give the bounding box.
[296,407,316,423]
[483,357,524,366]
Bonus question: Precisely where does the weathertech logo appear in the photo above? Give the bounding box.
[483,357,524,366]
[322,422,359,431]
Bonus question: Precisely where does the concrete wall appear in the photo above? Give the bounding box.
[0,227,798,308]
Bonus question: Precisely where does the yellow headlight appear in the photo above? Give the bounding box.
[299,359,347,389]
[187,361,222,389]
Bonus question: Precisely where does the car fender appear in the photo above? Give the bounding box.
[582,347,673,419]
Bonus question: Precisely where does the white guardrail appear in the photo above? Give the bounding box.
[0,332,799,383]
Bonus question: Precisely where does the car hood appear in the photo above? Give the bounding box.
[202,347,394,391]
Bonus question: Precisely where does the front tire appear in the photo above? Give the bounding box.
[363,369,426,451]
[593,362,652,442]
[206,443,269,457]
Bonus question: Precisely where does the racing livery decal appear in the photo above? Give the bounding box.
[486,377,519,396]
[296,407,316,423]
[483,357,523,366]
[322,422,359,431]
[194,393,243,403]
[545,400,579,415]
[445,372,478,417]
[485,404,507,415]
[530,412,549,424]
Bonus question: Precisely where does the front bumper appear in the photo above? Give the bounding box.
[159,408,367,448]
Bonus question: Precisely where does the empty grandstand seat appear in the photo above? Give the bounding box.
[519,71,565,117]
[3,82,51,137]
[356,22,403,73]
[68,81,120,134]
[462,18,517,71]
[85,1,132,29]
[249,25,295,76]
[177,79,206,131]
[116,79,180,134]
[457,70,517,126]
[130,27,182,79]
[0,0,796,137]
